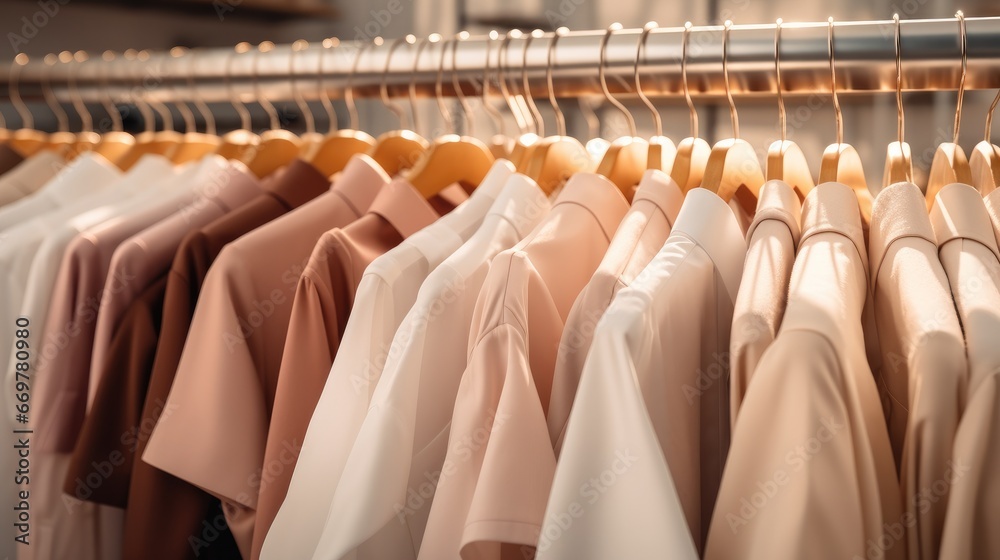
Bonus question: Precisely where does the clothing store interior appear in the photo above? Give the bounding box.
[1,0,1000,559]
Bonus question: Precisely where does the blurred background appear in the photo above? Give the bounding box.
[2,0,1000,187]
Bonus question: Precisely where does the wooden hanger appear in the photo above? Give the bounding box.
[670,23,710,192]
[300,38,375,177]
[89,51,135,165]
[406,34,495,197]
[635,23,677,174]
[480,31,513,161]
[881,15,912,197]
[928,12,974,202]
[766,19,814,199]
[967,43,1000,194]
[244,42,304,178]
[163,47,221,165]
[32,53,79,158]
[497,30,542,171]
[701,21,763,214]
[116,50,183,170]
[208,44,262,165]
[367,36,430,176]
[5,54,51,158]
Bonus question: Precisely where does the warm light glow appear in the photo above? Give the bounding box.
[44,53,58,65]
[235,42,251,54]
[428,33,442,43]
[74,50,88,62]
[259,41,275,53]
[14,53,29,65]
[58,51,73,63]
[293,39,309,51]
[102,50,116,62]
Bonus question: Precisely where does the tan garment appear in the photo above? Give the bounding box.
[706,182,903,560]
[869,182,967,560]
[0,149,65,219]
[546,169,683,454]
[931,183,1000,560]
[729,180,801,425]
[417,172,629,560]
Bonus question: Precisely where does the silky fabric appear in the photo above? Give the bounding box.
[868,182,967,560]
[417,172,629,560]
[285,174,551,560]
[0,143,26,189]
[729,180,801,425]
[86,163,262,407]
[547,169,683,455]
[705,182,903,560]
[145,159,445,559]
[537,188,747,560]
[931,184,1000,560]
[123,158,331,560]
[0,149,65,224]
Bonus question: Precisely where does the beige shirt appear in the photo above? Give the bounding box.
[932,183,1000,560]
[869,182,967,560]
[729,180,801,425]
[705,182,903,560]
[417,172,629,560]
[0,149,66,226]
[546,169,683,454]
[537,187,748,560]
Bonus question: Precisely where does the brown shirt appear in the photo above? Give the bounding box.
[113,159,331,560]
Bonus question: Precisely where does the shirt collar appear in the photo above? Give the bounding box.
[747,180,802,245]
[200,164,264,213]
[264,158,331,210]
[801,182,870,281]
[368,177,443,238]
[488,173,552,238]
[43,152,122,201]
[331,154,391,217]
[929,182,1000,263]
[632,169,684,228]
[869,182,937,291]
[551,172,630,242]
[671,188,748,303]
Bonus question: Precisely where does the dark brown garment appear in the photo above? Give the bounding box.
[80,159,329,560]
[0,143,25,177]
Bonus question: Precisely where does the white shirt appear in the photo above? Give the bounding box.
[262,161,516,560]
[537,188,747,560]
[0,149,66,228]
[302,173,550,560]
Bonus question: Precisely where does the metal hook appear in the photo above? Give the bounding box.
[253,42,281,131]
[168,47,197,134]
[318,37,339,133]
[828,17,843,144]
[682,22,698,138]
[42,54,69,132]
[346,40,370,131]
[894,14,904,147]
[954,11,966,144]
[547,27,567,137]
[482,30,506,138]
[722,21,739,139]
[290,40,316,135]
[142,52,175,132]
[635,21,661,138]
[227,42,253,132]
[522,29,545,137]
[599,23,636,137]
[125,50,155,133]
[99,51,124,133]
[185,48,215,135]
[409,34,430,135]
[775,19,786,143]
[380,36,409,129]
[10,54,33,130]
[452,31,474,136]
[499,31,529,136]
[68,51,94,133]
[433,34,454,134]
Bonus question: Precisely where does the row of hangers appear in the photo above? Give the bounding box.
[2,15,1000,214]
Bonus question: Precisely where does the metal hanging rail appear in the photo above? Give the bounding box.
[2,17,1000,105]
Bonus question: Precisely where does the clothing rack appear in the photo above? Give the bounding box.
[3,17,1000,106]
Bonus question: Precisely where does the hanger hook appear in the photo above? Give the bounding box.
[547,27,567,137]
[775,19,785,143]
[500,30,529,136]
[346,40,369,131]
[682,22,698,138]
[894,14,904,147]
[290,40,316,135]
[42,54,69,132]
[409,34,430,135]
[10,54,33,130]
[100,51,124,133]
[380,36,408,129]
[482,30,506,138]
[142,52,175,132]
[722,21,739,139]
[635,21,661,138]
[168,47,197,134]
[452,31,474,136]
[185,48,215,135]
[253,42,281,131]
[69,51,95,133]
[522,29,545,137]
[599,23,636,138]
[227,43,253,132]
[828,17,843,145]
[954,11,966,144]
[318,37,339,133]
[433,34,454,134]
[125,50,155,133]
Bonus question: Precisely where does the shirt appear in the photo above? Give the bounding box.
[417,172,629,560]
[122,158,333,560]
[266,161,513,560]
[547,169,683,454]
[0,143,26,191]
[729,180,801,425]
[143,157,406,559]
[87,163,263,406]
[537,188,746,560]
[705,182,903,560]
[868,182,967,560]
[932,184,1000,560]
[0,149,63,218]
[284,173,551,560]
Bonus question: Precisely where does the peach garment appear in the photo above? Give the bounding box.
[293,172,551,560]
[259,162,511,560]
[538,187,747,560]
[417,172,629,560]
[933,184,1000,560]
[143,166,463,559]
[728,180,801,424]
[546,169,683,454]
[705,182,903,560]
[868,182,967,560]
[0,149,70,229]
